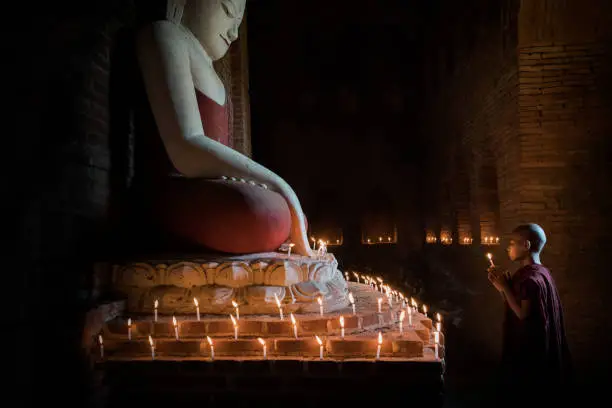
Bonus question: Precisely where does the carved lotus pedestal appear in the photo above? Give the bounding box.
[111,253,349,315]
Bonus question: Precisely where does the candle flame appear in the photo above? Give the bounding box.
[315,335,323,345]
[423,305,428,314]
[487,253,493,260]
[376,277,383,283]
[436,313,442,322]
[230,314,237,326]
[289,243,295,248]
[154,299,159,308]
[274,293,281,307]
[339,316,345,328]
[257,337,265,346]
[399,310,405,322]
[348,292,355,304]
[194,297,199,307]
[206,336,213,346]
[98,334,103,345]
[127,318,132,327]
[232,300,238,308]
[148,335,154,347]
[317,296,322,306]
[377,331,383,345]
[290,313,296,326]
[353,272,359,279]
[172,315,177,326]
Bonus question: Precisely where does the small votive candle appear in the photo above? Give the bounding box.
[399,310,405,336]
[257,338,267,359]
[353,272,360,283]
[344,271,350,281]
[274,293,284,320]
[127,318,132,341]
[288,243,295,257]
[339,316,345,339]
[154,299,158,322]
[377,298,383,313]
[149,335,155,360]
[230,314,238,340]
[348,292,356,315]
[172,315,179,340]
[98,334,104,359]
[316,335,324,360]
[290,313,298,339]
[207,336,214,361]
[232,300,240,320]
[376,331,382,360]
[194,297,200,321]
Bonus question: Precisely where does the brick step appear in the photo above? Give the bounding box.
[98,329,447,360]
[103,310,433,340]
[99,359,445,407]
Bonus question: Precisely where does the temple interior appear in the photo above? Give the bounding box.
[7,0,612,406]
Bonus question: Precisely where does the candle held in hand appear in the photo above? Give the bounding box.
[487,253,495,267]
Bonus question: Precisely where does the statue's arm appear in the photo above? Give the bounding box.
[135,22,314,257]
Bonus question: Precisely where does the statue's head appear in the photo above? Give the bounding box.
[179,0,246,61]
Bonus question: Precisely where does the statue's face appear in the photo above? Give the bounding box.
[184,0,246,61]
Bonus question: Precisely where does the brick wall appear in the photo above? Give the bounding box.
[422,0,612,383]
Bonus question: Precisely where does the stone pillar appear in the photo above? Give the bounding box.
[517,0,612,378]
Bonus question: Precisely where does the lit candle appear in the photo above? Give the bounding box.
[399,310,405,336]
[317,296,324,316]
[232,300,240,320]
[401,297,406,309]
[344,271,350,281]
[434,331,440,360]
[387,292,393,308]
[377,297,382,313]
[257,337,267,359]
[98,334,104,359]
[376,278,383,293]
[172,315,179,340]
[288,243,295,257]
[127,318,132,341]
[408,306,413,327]
[353,272,360,283]
[436,312,442,332]
[290,313,298,339]
[486,253,495,267]
[311,237,317,251]
[339,316,345,339]
[149,335,155,360]
[154,299,158,322]
[348,292,356,315]
[436,321,441,332]
[230,314,238,340]
[194,297,200,321]
[376,331,382,360]
[206,336,214,361]
[274,293,284,320]
[316,335,324,360]
[422,304,428,317]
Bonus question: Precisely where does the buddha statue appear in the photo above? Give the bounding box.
[115,0,348,315]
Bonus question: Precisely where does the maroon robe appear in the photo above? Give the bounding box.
[501,264,572,391]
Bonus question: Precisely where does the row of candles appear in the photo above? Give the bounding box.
[98,271,446,361]
[426,235,500,245]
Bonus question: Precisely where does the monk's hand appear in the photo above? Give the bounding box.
[488,268,508,292]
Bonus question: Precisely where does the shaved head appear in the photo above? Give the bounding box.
[512,223,547,254]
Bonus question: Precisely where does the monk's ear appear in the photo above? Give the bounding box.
[524,240,532,251]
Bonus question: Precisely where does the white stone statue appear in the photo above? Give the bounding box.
[135,0,314,257]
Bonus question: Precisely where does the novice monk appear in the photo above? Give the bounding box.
[487,224,572,401]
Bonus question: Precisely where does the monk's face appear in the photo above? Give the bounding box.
[184,0,246,60]
[507,233,529,261]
